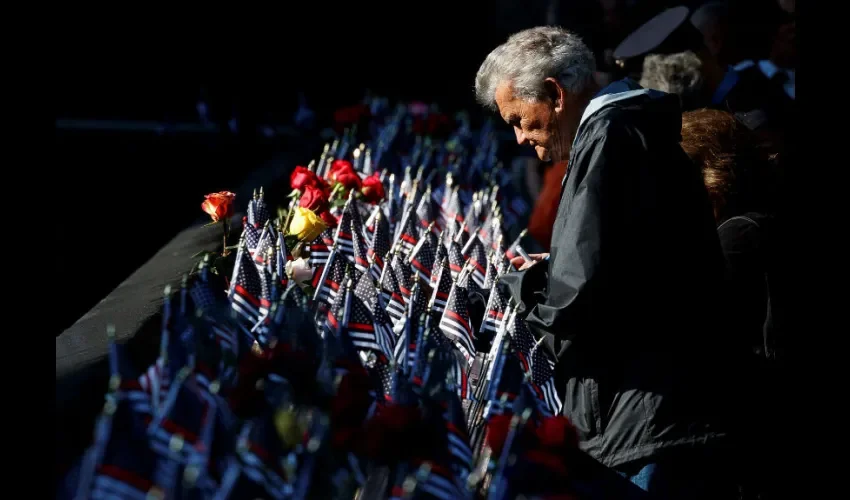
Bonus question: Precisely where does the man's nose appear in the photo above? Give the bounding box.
[514,126,528,145]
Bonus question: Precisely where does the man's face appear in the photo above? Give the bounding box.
[494,81,559,162]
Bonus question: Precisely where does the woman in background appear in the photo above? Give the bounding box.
[680,108,778,356]
[680,108,784,499]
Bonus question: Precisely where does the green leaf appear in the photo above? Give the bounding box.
[301,284,316,297]
[284,235,301,250]
[203,221,220,228]
[331,197,347,208]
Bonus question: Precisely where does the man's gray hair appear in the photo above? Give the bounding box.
[474,26,596,111]
[639,51,704,106]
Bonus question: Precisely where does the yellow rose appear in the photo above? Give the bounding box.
[288,206,327,242]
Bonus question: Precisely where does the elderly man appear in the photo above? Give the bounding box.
[477,27,738,497]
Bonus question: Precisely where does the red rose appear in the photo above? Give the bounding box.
[290,165,322,191]
[329,160,362,190]
[200,191,236,222]
[360,174,385,203]
[298,185,329,213]
[536,416,578,451]
[319,210,338,228]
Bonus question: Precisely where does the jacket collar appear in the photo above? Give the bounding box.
[579,79,662,129]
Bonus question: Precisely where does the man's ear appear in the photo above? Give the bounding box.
[543,77,566,112]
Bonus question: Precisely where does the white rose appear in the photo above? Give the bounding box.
[286,257,314,287]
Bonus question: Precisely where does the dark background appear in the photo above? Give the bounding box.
[56,0,697,338]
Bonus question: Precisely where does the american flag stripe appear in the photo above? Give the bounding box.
[234,284,271,311]
[447,432,474,468]
[211,324,237,352]
[231,294,260,321]
[376,322,395,357]
[311,266,325,288]
[540,378,564,415]
[354,256,370,274]
[413,466,464,500]
[445,310,471,334]
[350,338,382,352]
[410,259,431,281]
[369,262,383,282]
[91,474,149,500]
[433,297,448,311]
[441,321,475,361]
[121,390,154,416]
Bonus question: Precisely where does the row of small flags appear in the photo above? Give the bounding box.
[66,98,573,500]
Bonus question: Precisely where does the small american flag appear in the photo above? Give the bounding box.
[247,193,258,227]
[234,413,292,499]
[275,233,289,289]
[429,258,452,314]
[76,395,162,500]
[482,253,499,291]
[461,233,488,289]
[313,246,346,309]
[392,311,413,373]
[391,250,413,301]
[415,188,438,232]
[379,253,406,324]
[253,221,275,266]
[242,219,261,254]
[507,310,563,416]
[396,202,420,257]
[307,228,335,288]
[147,370,212,465]
[457,259,482,298]
[454,220,470,249]
[440,396,474,480]
[344,281,384,353]
[444,219,460,251]
[351,217,371,275]
[504,229,527,263]
[229,244,271,334]
[307,228,334,267]
[409,225,438,283]
[334,198,358,261]
[189,273,218,314]
[439,281,476,365]
[440,185,463,230]
[322,269,352,341]
[481,282,508,336]
[354,272,395,358]
[430,231,448,288]
[252,190,270,228]
[363,203,380,239]
[484,346,526,418]
[367,208,391,281]
[447,240,465,281]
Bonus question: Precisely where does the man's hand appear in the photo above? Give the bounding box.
[510,253,549,271]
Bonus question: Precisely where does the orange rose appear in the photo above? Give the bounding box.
[201,191,236,222]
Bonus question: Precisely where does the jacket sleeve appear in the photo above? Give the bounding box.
[522,124,639,345]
